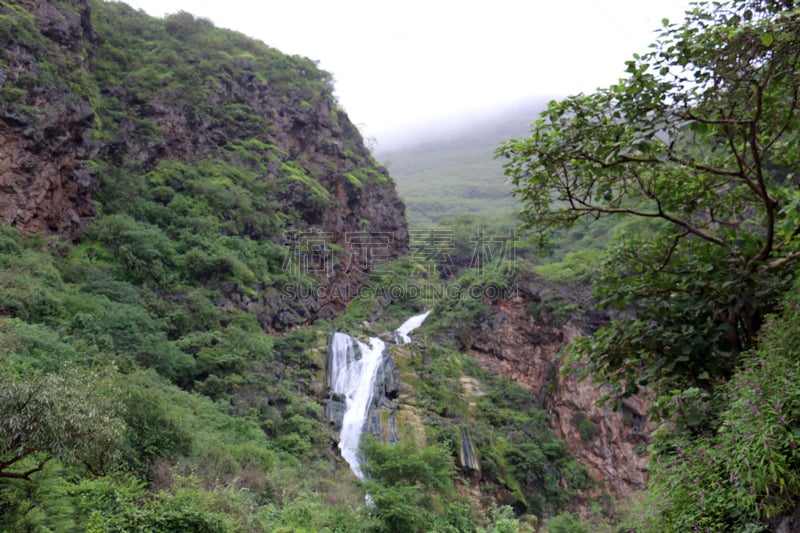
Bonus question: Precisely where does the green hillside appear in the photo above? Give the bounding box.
[377,100,551,228]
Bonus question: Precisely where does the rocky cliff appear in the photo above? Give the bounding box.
[468,280,653,500]
[0,0,99,234]
[0,0,407,323]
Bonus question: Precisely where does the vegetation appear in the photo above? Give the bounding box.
[0,2,597,531]
[0,364,123,480]
[0,224,589,530]
[500,0,800,407]
[4,0,800,530]
[633,288,800,531]
[360,436,457,532]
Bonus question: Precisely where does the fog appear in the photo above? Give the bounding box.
[124,0,696,149]
[372,97,556,153]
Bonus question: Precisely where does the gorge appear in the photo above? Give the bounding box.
[0,0,741,531]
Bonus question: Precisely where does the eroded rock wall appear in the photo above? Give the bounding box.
[469,282,652,499]
[0,0,99,235]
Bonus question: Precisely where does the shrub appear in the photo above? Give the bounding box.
[542,512,591,533]
[360,436,456,533]
[89,214,177,285]
[571,412,599,442]
[120,383,193,477]
[637,291,800,531]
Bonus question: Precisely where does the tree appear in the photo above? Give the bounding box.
[498,0,800,411]
[0,363,124,480]
[359,435,456,533]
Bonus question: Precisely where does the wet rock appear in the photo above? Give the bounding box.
[325,398,346,433]
[458,427,481,474]
[373,355,400,400]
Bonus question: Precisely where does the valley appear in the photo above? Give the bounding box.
[1,1,800,532]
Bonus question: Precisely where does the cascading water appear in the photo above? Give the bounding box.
[393,310,431,345]
[330,334,386,478]
[328,312,430,479]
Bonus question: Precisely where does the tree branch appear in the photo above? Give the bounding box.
[761,249,800,271]
[657,230,691,272]
[683,110,754,126]
[566,200,728,248]
[0,454,24,471]
[747,83,778,265]
[0,457,51,481]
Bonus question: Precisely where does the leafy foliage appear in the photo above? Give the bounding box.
[360,435,456,532]
[499,0,800,407]
[542,512,592,533]
[0,363,123,480]
[632,289,800,531]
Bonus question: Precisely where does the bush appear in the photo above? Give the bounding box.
[543,512,591,533]
[0,362,124,480]
[637,291,800,531]
[67,298,195,384]
[360,436,456,533]
[0,247,66,322]
[571,412,599,442]
[120,382,193,477]
[89,214,177,285]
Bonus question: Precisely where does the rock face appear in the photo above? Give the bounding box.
[468,281,652,499]
[0,0,100,235]
[457,427,481,475]
[0,0,408,320]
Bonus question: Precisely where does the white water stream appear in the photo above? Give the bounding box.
[329,312,430,478]
[331,334,386,478]
[394,310,431,345]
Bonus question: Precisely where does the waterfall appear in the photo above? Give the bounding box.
[330,333,386,478]
[328,311,430,479]
[393,310,431,344]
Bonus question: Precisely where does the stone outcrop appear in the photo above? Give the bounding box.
[457,427,481,475]
[468,280,653,499]
[0,0,99,235]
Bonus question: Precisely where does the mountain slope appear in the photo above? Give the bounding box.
[377,100,551,228]
[0,2,632,531]
[1,0,407,323]
[0,3,418,528]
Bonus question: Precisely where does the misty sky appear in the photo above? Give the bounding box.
[123,0,695,146]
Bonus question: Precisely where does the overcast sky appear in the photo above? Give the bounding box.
[123,0,695,146]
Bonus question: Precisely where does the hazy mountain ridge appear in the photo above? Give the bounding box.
[377,99,552,227]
